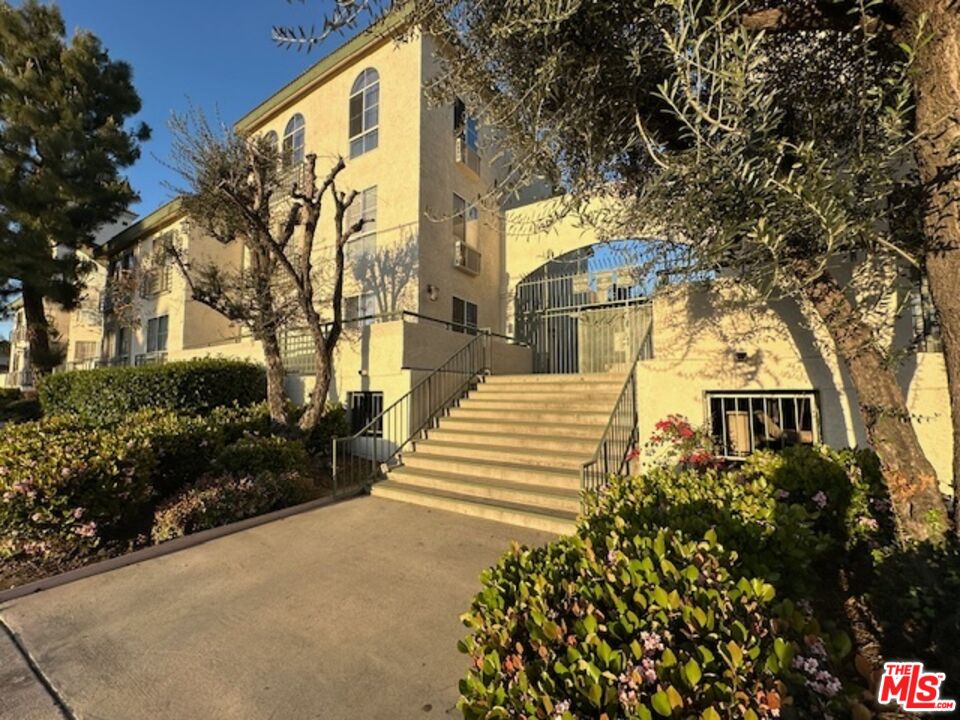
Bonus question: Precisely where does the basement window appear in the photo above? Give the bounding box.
[349,391,383,437]
[707,391,818,459]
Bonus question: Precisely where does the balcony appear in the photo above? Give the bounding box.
[5,369,34,389]
[280,310,530,377]
[270,160,310,210]
[135,352,167,367]
[453,241,481,276]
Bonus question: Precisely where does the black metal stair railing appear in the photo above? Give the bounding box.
[579,324,654,500]
[331,332,491,494]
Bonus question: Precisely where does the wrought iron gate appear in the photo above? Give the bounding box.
[514,243,655,374]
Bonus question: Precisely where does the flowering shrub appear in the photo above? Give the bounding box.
[0,419,155,560]
[641,415,723,471]
[151,470,314,543]
[741,446,893,550]
[458,527,853,719]
[0,404,274,561]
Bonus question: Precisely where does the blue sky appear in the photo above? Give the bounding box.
[2,0,351,340]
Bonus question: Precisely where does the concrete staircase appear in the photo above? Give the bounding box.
[371,373,623,534]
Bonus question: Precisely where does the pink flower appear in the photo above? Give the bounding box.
[812,491,828,509]
[74,521,97,538]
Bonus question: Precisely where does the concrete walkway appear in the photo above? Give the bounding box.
[0,496,552,720]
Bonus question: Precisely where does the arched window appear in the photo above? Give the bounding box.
[282,114,305,169]
[349,68,379,158]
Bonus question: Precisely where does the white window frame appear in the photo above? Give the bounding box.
[344,291,378,325]
[344,185,378,264]
[282,114,305,170]
[349,68,379,158]
[146,315,169,354]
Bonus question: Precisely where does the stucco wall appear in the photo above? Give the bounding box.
[505,197,954,491]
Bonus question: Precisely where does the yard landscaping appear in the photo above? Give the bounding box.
[0,359,348,591]
[458,423,960,719]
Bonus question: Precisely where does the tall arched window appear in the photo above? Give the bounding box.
[349,68,379,158]
[282,114,305,169]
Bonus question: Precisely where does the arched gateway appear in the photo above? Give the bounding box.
[513,239,661,374]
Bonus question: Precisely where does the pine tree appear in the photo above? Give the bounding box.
[0,0,149,372]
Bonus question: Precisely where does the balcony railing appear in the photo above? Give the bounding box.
[270,160,310,209]
[5,369,34,388]
[280,310,522,375]
[135,352,167,367]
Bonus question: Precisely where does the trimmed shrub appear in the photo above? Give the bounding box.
[458,528,852,719]
[37,358,266,424]
[0,404,273,560]
[0,388,21,403]
[151,470,314,543]
[299,402,350,457]
[213,435,311,475]
[581,465,827,598]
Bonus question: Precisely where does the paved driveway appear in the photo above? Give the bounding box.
[0,497,552,720]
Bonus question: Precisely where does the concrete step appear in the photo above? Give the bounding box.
[485,373,620,385]
[426,427,600,454]
[413,439,589,469]
[448,406,611,425]
[438,416,607,440]
[388,466,581,513]
[472,388,622,404]
[402,452,581,489]
[372,480,577,534]
[460,396,617,412]
[482,377,623,393]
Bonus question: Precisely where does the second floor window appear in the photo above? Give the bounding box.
[282,114,305,170]
[349,68,379,158]
[146,315,169,354]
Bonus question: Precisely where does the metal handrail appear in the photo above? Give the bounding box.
[331,331,491,494]
[579,324,654,500]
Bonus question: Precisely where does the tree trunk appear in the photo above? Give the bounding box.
[260,329,290,426]
[20,282,53,377]
[299,346,333,432]
[905,0,960,517]
[804,267,949,543]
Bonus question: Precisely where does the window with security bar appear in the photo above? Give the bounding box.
[348,391,383,437]
[707,391,819,459]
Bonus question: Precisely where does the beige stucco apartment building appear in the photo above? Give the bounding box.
[15,18,951,500]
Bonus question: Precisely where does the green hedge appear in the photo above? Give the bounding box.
[37,359,267,424]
